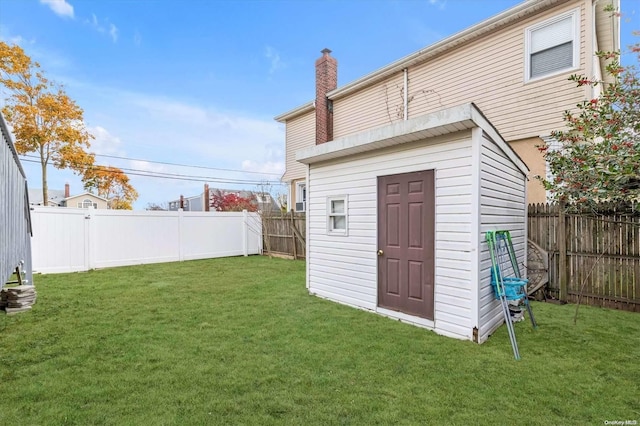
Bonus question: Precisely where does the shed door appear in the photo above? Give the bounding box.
[377,170,435,320]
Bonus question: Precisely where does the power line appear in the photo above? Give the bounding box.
[19,158,286,186]
[91,153,283,176]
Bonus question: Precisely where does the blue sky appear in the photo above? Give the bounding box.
[1,0,638,209]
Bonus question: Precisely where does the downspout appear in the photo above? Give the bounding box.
[592,0,602,99]
[403,68,408,121]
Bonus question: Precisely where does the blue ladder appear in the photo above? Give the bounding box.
[486,230,537,360]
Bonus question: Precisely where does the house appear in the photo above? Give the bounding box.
[29,184,109,209]
[275,0,619,343]
[277,0,620,209]
[169,187,280,213]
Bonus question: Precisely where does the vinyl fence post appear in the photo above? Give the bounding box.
[178,208,184,262]
[243,209,248,257]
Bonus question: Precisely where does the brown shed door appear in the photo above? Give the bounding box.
[378,170,435,320]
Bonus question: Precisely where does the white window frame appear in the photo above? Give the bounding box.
[326,195,348,236]
[78,199,95,209]
[524,9,580,83]
[295,181,306,212]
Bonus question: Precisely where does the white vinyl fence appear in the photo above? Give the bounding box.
[30,207,262,274]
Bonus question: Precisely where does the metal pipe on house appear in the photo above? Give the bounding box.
[403,68,408,121]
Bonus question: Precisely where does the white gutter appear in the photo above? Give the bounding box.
[274,101,314,123]
[274,0,563,121]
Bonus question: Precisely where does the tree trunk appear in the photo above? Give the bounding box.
[41,160,48,207]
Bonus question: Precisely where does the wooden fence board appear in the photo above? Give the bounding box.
[262,213,306,259]
[528,203,640,312]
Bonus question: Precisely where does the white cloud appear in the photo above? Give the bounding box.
[428,0,447,10]
[87,125,125,156]
[133,31,142,47]
[40,0,74,19]
[84,13,118,43]
[20,78,287,208]
[109,24,118,42]
[264,46,285,74]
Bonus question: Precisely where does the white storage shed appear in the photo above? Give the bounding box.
[296,103,529,343]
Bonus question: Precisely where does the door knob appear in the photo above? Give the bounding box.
[377,249,384,256]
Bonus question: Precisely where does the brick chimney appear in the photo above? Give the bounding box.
[315,48,337,145]
[64,183,70,198]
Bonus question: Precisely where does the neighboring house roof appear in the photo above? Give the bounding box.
[275,0,585,123]
[29,189,109,206]
[63,192,109,203]
[28,188,66,205]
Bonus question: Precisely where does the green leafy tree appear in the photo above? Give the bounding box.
[539,32,640,211]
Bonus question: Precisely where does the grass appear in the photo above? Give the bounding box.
[0,256,638,425]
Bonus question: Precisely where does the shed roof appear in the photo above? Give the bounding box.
[296,103,528,175]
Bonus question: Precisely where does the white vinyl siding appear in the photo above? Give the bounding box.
[478,134,527,343]
[526,9,580,81]
[282,110,315,182]
[331,1,587,144]
[307,131,475,340]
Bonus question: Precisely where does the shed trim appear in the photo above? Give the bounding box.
[296,103,528,176]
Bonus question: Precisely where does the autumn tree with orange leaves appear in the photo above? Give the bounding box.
[1,42,138,209]
[0,41,95,205]
[83,165,138,210]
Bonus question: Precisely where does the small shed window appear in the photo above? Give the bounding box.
[327,196,348,235]
[525,9,579,82]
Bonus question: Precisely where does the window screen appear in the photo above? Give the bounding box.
[527,13,576,80]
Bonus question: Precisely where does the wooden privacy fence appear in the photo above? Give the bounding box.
[528,203,640,312]
[262,212,305,259]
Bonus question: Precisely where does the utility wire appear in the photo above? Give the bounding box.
[91,152,283,176]
[19,158,286,186]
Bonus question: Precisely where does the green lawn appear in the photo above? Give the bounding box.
[1,256,638,425]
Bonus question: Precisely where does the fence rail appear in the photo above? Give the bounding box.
[31,208,262,274]
[262,212,305,259]
[528,203,640,312]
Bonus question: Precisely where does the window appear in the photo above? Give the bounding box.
[525,10,579,82]
[327,196,348,235]
[295,182,306,212]
[78,199,96,209]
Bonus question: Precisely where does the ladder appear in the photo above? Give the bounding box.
[486,231,537,360]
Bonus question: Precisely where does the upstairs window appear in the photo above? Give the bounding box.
[525,10,579,81]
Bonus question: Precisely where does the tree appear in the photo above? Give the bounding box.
[83,165,138,210]
[210,190,257,212]
[145,202,169,211]
[0,42,94,205]
[539,31,640,211]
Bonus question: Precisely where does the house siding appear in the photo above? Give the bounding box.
[308,131,475,340]
[478,133,527,343]
[65,194,109,209]
[282,110,315,182]
[331,0,588,144]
